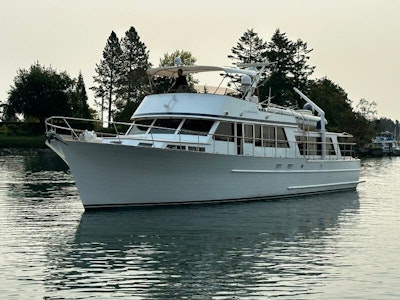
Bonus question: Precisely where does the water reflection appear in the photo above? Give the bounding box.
[44,191,359,299]
[0,149,75,204]
[0,150,364,298]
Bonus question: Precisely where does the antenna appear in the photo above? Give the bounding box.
[268,87,272,105]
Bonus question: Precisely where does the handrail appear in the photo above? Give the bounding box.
[45,116,356,160]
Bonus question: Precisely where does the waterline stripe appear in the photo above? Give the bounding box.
[231,168,360,173]
[287,181,361,190]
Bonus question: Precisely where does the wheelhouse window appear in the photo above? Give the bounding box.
[180,119,214,136]
[128,119,154,135]
[326,138,335,155]
[296,136,335,155]
[244,124,253,143]
[214,122,234,141]
[255,125,262,146]
[262,125,275,147]
[262,126,288,148]
[276,127,289,148]
[149,118,182,134]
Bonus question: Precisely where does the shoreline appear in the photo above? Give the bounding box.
[0,135,46,149]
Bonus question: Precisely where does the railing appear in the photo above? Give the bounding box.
[45,116,133,139]
[45,116,357,160]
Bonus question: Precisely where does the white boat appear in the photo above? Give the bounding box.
[45,62,361,209]
[371,131,400,156]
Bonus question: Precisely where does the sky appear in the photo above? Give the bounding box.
[1,0,399,120]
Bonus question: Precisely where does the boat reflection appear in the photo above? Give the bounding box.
[44,191,360,298]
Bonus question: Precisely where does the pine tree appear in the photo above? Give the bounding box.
[119,26,151,106]
[73,72,92,119]
[91,31,123,122]
[263,29,315,106]
[228,29,267,65]
[113,27,151,122]
[228,29,268,95]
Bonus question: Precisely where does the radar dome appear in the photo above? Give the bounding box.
[241,74,251,86]
[303,103,313,111]
[174,57,182,66]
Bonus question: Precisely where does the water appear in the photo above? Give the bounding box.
[0,150,399,299]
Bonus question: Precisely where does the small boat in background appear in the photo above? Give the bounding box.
[370,131,400,156]
[45,61,361,209]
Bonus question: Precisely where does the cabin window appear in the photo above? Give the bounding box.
[296,136,335,155]
[255,125,262,146]
[244,124,253,143]
[166,144,186,150]
[296,136,317,155]
[149,118,182,134]
[180,119,214,136]
[276,127,289,148]
[214,122,234,141]
[262,125,275,147]
[128,119,154,135]
[326,138,335,155]
[338,137,353,157]
[188,146,206,152]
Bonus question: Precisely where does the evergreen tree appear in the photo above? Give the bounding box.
[91,31,123,123]
[120,27,150,102]
[114,27,151,122]
[228,29,267,65]
[263,29,315,106]
[227,29,268,94]
[72,72,92,119]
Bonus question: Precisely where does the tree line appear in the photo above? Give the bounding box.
[0,26,397,147]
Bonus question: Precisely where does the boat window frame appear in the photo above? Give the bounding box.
[179,118,214,136]
[213,121,235,142]
[149,118,183,134]
[127,119,155,135]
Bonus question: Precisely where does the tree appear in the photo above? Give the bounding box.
[4,62,76,122]
[263,29,315,106]
[356,98,377,121]
[373,117,396,134]
[92,31,123,123]
[308,78,353,131]
[69,72,92,119]
[114,27,151,122]
[228,29,267,65]
[227,29,268,94]
[119,26,150,103]
[159,50,197,67]
[308,77,373,145]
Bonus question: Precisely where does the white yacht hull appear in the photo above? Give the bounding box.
[47,139,360,209]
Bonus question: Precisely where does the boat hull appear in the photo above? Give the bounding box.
[47,139,361,209]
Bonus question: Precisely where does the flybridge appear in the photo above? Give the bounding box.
[147,62,268,102]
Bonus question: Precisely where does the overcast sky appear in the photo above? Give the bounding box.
[1,0,399,120]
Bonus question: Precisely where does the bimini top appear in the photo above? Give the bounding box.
[147,65,258,78]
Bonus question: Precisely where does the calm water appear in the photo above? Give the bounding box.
[0,150,399,299]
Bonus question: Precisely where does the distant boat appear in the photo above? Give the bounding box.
[45,61,361,209]
[370,131,400,156]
